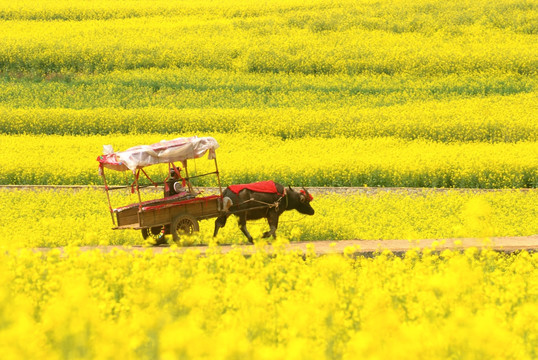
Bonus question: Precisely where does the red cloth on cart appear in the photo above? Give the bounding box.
[228,180,283,195]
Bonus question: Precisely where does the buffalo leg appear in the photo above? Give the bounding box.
[262,212,279,239]
[238,215,254,243]
[213,215,228,237]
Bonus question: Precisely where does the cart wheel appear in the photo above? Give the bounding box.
[171,215,199,243]
[141,226,167,246]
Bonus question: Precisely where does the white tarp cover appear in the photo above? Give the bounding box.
[97,136,219,172]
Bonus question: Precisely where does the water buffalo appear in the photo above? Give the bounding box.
[213,181,314,243]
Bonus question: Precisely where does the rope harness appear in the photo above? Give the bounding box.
[233,188,288,213]
[242,189,308,223]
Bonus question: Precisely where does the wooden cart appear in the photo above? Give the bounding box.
[97,136,223,244]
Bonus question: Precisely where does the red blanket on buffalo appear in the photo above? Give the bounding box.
[227,180,283,195]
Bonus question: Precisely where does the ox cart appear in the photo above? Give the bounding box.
[97,136,223,244]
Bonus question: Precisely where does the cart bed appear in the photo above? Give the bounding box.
[114,194,222,229]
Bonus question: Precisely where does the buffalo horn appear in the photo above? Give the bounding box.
[302,187,312,201]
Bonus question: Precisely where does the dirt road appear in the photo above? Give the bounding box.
[31,235,538,257]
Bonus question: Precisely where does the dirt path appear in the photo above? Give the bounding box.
[31,235,538,257]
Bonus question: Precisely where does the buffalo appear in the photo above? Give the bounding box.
[213,181,314,243]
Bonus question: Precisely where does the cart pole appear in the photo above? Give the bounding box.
[183,161,194,194]
[100,166,116,226]
[135,169,143,211]
[214,157,223,197]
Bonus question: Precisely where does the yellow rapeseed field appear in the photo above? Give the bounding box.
[1,134,536,188]
[0,0,536,188]
[1,0,537,358]
[1,0,535,75]
[0,247,537,359]
[1,92,537,142]
[1,188,536,248]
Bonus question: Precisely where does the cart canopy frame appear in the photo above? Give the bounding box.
[97,136,219,172]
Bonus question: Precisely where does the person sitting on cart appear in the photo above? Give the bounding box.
[164,166,186,198]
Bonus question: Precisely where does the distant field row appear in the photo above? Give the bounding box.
[0,92,536,142]
[1,0,535,33]
[1,134,536,188]
[2,69,534,110]
[0,0,535,75]
[2,188,537,248]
